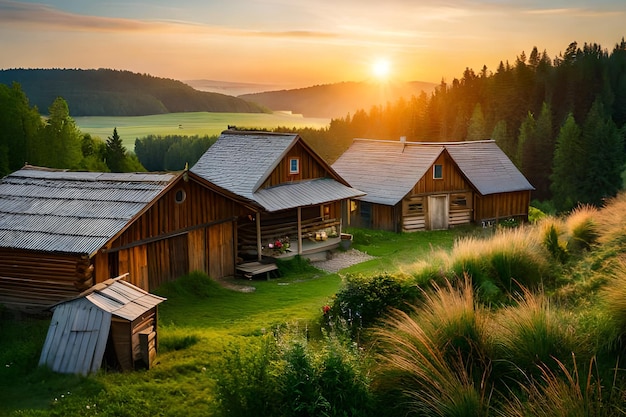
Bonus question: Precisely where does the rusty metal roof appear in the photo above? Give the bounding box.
[332,139,533,206]
[0,166,176,255]
[192,130,364,212]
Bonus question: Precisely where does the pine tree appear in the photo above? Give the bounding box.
[106,127,127,172]
[551,114,584,211]
[466,103,486,140]
[579,99,625,206]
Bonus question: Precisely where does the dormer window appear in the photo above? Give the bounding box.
[289,157,300,174]
[433,164,443,179]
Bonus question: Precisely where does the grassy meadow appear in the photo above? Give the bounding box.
[3,195,626,415]
[74,112,330,150]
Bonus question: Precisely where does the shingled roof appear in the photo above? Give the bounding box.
[0,166,176,255]
[191,130,364,211]
[332,139,533,206]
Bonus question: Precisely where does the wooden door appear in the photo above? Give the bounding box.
[428,195,449,230]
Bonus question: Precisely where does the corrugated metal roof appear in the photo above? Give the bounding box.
[254,178,365,212]
[332,139,444,205]
[0,166,176,255]
[332,139,533,206]
[191,130,298,200]
[191,130,364,211]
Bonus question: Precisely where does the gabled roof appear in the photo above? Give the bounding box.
[332,139,533,206]
[191,130,365,212]
[0,166,176,255]
[78,275,166,321]
[444,140,534,195]
[331,139,443,205]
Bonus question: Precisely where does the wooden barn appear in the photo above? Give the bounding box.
[39,274,166,375]
[0,165,251,311]
[332,139,534,232]
[191,130,364,272]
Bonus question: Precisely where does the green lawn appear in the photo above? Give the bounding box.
[0,228,457,416]
[74,112,330,150]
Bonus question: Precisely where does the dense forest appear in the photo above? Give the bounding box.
[1,39,626,213]
[0,68,267,116]
[286,39,626,212]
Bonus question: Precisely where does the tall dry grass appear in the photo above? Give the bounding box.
[489,287,579,380]
[595,192,626,245]
[451,227,552,297]
[599,258,626,350]
[566,204,600,253]
[502,356,625,417]
[374,278,492,416]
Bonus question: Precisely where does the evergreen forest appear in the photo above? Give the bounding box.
[1,39,626,213]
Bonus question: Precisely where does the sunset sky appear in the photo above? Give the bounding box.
[0,0,624,89]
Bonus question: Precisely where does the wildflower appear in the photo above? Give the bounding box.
[322,305,331,314]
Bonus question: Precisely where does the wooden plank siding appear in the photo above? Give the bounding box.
[474,190,532,224]
[95,177,247,291]
[261,141,334,188]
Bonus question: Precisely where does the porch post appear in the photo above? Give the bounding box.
[297,206,303,255]
[256,211,262,261]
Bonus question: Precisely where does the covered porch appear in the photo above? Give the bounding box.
[237,202,343,261]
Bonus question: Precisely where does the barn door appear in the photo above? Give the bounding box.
[428,195,449,230]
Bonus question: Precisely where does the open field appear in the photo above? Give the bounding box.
[74,112,330,150]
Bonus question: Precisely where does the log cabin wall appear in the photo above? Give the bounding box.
[95,178,245,290]
[0,249,91,311]
[261,141,331,188]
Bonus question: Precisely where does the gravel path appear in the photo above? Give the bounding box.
[311,248,376,273]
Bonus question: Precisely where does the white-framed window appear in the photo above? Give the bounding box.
[433,164,443,179]
[289,157,300,174]
[174,189,186,204]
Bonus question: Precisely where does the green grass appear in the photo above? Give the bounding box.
[74,112,330,150]
[0,229,453,416]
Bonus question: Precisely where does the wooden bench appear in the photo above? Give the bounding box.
[236,261,279,280]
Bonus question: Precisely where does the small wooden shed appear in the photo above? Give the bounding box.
[332,138,534,232]
[39,274,166,375]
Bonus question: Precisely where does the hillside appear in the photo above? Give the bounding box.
[0,68,267,117]
[238,80,437,118]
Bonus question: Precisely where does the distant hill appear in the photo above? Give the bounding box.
[0,68,267,116]
[238,81,437,118]
[185,79,288,96]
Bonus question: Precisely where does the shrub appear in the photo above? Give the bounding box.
[212,325,375,417]
[212,335,281,417]
[327,273,418,338]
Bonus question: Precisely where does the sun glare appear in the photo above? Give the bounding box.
[372,58,391,80]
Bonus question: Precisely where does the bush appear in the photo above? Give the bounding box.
[327,273,418,338]
[212,326,375,417]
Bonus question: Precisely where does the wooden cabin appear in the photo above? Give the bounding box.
[39,274,166,375]
[332,139,534,232]
[0,165,251,311]
[191,130,364,271]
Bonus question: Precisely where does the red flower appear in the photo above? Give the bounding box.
[322,305,331,314]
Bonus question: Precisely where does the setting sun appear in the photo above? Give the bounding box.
[372,58,391,80]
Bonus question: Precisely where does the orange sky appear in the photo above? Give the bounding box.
[0,0,624,89]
